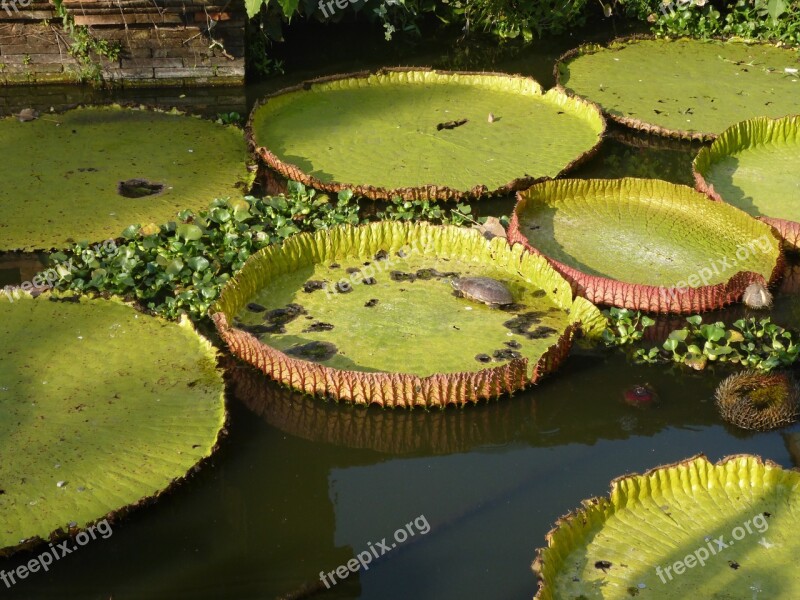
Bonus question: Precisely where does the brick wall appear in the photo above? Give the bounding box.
[0,0,245,86]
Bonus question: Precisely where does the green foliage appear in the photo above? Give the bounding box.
[616,0,800,44]
[600,307,656,346]
[51,182,490,320]
[439,0,591,41]
[246,0,595,53]
[245,14,286,79]
[52,0,121,85]
[53,184,361,320]
[602,308,800,372]
[215,112,244,126]
[376,197,493,228]
[380,1,426,39]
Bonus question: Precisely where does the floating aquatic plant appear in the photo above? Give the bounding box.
[602,308,800,372]
[556,37,800,140]
[47,184,503,321]
[534,454,800,598]
[212,222,605,407]
[694,115,800,250]
[715,370,799,431]
[0,293,226,557]
[248,68,605,200]
[508,178,784,313]
[0,105,252,251]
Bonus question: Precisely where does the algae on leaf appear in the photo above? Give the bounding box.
[508,178,784,313]
[557,37,800,140]
[0,105,251,251]
[534,455,800,599]
[694,115,800,249]
[248,68,605,201]
[0,294,226,556]
[212,222,605,407]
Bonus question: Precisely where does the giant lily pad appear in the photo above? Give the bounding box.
[694,115,800,250]
[556,37,800,141]
[508,178,784,313]
[0,294,226,556]
[533,454,800,599]
[211,222,605,407]
[0,105,251,251]
[247,68,605,201]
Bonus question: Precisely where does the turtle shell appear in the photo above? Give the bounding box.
[452,277,514,305]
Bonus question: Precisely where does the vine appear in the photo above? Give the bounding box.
[51,0,122,85]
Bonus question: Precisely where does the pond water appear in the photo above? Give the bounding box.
[1,23,799,600]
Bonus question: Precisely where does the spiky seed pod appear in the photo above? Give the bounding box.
[715,370,799,431]
[742,282,773,309]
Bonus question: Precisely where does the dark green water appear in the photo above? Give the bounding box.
[1,24,800,600]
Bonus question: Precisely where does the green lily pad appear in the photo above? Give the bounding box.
[212,222,604,407]
[248,68,605,201]
[694,115,800,250]
[508,178,783,313]
[0,294,226,556]
[556,37,800,140]
[0,105,251,251]
[533,454,799,599]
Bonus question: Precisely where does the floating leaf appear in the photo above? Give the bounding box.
[694,115,800,250]
[0,294,225,557]
[533,455,800,598]
[211,222,605,407]
[249,69,604,201]
[508,178,782,313]
[0,106,250,251]
[176,224,203,241]
[557,38,800,140]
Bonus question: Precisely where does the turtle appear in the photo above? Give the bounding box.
[451,276,513,307]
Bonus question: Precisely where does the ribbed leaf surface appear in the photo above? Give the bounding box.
[0,295,226,556]
[212,222,605,407]
[534,455,800,599]
[694,115,800,249]
[508,178,783,313]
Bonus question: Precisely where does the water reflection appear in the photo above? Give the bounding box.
[570,130,697,186]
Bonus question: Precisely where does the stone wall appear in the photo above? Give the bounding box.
[0,0,245,86]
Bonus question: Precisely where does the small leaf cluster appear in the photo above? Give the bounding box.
[51,182,494,321]
[600,308,656,346]
[602,308,799,372]
[616,0,800,44]
[376,197,492,228]
[53,183,361,320]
